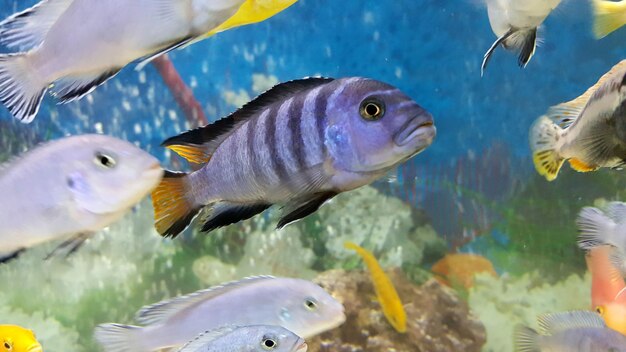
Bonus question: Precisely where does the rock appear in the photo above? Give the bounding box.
[309,269,486,352]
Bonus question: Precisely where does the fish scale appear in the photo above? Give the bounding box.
[152,77,436,237]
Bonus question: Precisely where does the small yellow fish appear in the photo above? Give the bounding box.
[203,0,298,38]
[0,325,42,352]
[344,241,407,333]
[591,0,626,39]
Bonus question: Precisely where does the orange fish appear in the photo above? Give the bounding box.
[587,246,626,335]
[431,253,497,289]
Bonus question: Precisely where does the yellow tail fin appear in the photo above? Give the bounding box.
[151,171,200,238]
[530,116,565,181]
[592,0,626,39]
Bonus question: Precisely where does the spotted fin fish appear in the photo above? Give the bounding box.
[152,77,436,237]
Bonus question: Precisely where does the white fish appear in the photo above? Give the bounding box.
[529,60,626,181]
[0,0,246,123]
[95,276,345,352]
[0,134,163,262]
[481,0,562,75]
[177,325,307,352]
[578,202,626,277]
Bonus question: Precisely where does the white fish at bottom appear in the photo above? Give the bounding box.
[95,276,345,352]
[177,325,307,352]
[0,0,246,123]
[0,134,163,262]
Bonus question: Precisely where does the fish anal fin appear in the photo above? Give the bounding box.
[514,28,537,68]
[135,276,276,325]
[135,36,195,71]
[51,68,122,103]
[45,232,92,259]
[0,0,73,50]
[200,202,271,233]
[163,78,335,163]
[0,248,25,264]
[569,158,599,172]
[277,191,337,229]
[151,171,202,238]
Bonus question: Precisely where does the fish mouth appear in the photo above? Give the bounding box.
[142,162,164,179]
[294,340,308,352]
[393,113,436,147]
[27,344,43,352]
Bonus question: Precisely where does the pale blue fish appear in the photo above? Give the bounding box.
[515,310,626,351]
[0,0,246,123]
[152,77,436,237]
[177,325,307,352]
[0,134,162,262]
[95,276,345,352]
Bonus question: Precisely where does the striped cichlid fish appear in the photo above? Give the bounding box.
[152,77,436,237]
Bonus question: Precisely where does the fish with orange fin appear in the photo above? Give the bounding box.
[530,60,626,181]
[431,253,497,289]
[344,241,406,333]
[577,204,626,335]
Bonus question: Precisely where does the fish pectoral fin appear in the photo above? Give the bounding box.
[481,28,515,76]
[0,248,25,264]
[0,0,73,50]
[514,326,541,352]
[45,232,93,260]
[568,158,599,172]
[277,191,338,229]
[135,36,195,71]
[51,68,122,103]
[200,202,272,233]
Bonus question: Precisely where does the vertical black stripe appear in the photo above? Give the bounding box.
[267,106,289,182]
[246,113,261,182]
[315,84,333,157]
[289,94,306,170]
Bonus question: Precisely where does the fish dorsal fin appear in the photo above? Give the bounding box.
[162,77,335,164]
[547,60,626,129]
[136,276,276,325]
[537,311,605,335]
[0,0,74,50]
[177,326,239,352]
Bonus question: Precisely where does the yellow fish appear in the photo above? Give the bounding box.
[591,0,626,39]
[202,0,298,39]
[0,325,42,352]
[344,241,407,333]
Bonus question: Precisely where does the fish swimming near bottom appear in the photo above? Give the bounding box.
[0,325,42,352]
[0,134,163,262]
[151,77,436,238]
[95,276,345,352]
[591,0,626,39]
[344,241,406,333]
[514,311,626,351]
[530,60,626,181]
[177,325,307,352]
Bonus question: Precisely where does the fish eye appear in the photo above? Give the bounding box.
[359,98,385,121]
[261,338,277,350]
[596,306,605,315]
[94,152,116,169]
[3,342,11,351]
[304,297,318,311]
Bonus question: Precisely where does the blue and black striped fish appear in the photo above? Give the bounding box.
[152,77,436,237]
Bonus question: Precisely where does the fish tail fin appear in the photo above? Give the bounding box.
[94,324,147,352]
[505,28,538,68]
[577,206,614,250]
[0,52,46,123]
[592,0,626,39]
[151,171,202,238]
[529,115,565,181]
[514,325,541,352]
[343,241,361,252]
